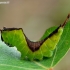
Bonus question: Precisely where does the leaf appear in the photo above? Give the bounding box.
[0,21,70,70]
[40,26,57,40]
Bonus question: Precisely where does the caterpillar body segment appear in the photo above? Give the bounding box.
[1,26,63,60]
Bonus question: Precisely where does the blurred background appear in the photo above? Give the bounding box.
[0,0,70,70]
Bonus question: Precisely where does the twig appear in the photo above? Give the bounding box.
[61,14,70,27]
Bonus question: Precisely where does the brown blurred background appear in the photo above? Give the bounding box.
[0,0,70,70]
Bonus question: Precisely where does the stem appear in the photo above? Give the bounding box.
[61,14,70,27]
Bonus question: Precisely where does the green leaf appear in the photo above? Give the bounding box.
[0,21,70,70]
[40,26,57,40]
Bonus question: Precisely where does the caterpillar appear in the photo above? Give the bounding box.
[0,14,70,60]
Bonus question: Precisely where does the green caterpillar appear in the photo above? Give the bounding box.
[0,14,70,60]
